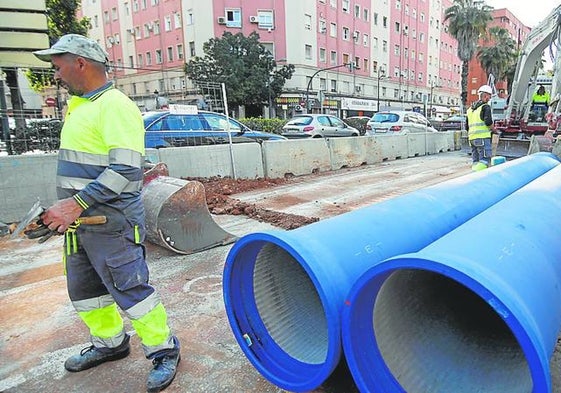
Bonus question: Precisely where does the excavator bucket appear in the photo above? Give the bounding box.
[494,138,531,159]
[141,176,237,254]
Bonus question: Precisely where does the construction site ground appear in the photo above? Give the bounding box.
[1,151,560,393]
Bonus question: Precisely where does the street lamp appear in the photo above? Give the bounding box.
[305,63,351,113]
[429,81,441,119]
[376,69,386,112]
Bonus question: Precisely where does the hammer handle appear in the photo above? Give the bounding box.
[77,216,107,225]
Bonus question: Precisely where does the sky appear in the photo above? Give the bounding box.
[484,0,560,28]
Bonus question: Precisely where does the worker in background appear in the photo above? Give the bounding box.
[32,34,180,392]
[467,85,494,171]
[532,85,550,106]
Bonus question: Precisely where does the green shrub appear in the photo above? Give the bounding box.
[239,117,287,135]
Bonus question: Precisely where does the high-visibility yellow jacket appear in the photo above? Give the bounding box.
[57,82,145,223]
[532,92,550,105]
[467,104,491,140]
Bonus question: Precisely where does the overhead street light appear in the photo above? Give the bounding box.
[305,63,352,112]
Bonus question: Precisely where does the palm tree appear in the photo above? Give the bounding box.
[444,0,493,109]
[477,27,518,86]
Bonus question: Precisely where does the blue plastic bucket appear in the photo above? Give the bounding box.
[343,164,561,392]
[223,152,560,392]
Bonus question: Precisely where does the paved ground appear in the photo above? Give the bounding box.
[1,151,560,393]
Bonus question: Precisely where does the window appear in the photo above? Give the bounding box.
[187,10,194,25]
[164,16,171,31]
[225,9,241,27]
[128,55,134,68]
[373,13,378,25]
[343,27,350,40]
[156,49,162,64]
[330,50,337,65]
[167,46,173,62]
[330,22,337,37]
[154,21,160,34]
[137,53,143,67]
[189,41,195,57]
[362,59,368,71]
[257,10,274,29]
[382,40,387,52]
[342,53,350,65]
[396,0,401,9]
[124,2,130,16]
[144,23,152,37]
[394,45,400,55]
[133,0,138,12]
[330,0,336,7]
[383,16,387,28]
[94,15,99,28]
[173,12,181,29]
[373,37,378,48]
[319,48,326,63]
[342,0,350,12]
[363,9,369,21]
[394,67,400,78]
[354,5,360,18]
[146,51,152,65]
[177,44,184,60]
[305,14,312,30]
[319,19,327,33]
[305,44,312,60]
[330,80,337,92]
[103,10,109,24]
[363,34,369,46]
[112,7,118,20]
[141,0,146,9]
[395,22,400,33]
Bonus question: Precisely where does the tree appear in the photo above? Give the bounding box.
[25,0,90,92]
[477,27,517,85]
[184,31,295,116]
[444,0,493,109]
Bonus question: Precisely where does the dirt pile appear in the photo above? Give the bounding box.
[185,176,319,230]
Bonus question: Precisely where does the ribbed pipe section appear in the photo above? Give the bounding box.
[343,164,561,393]
[223,152,560,392]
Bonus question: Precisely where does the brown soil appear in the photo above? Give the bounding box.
[184,176,320,230]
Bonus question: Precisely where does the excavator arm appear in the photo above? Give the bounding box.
[506,5,561,122]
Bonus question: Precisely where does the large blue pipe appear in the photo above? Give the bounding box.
[222,153,560,392]
[342,165,561,393]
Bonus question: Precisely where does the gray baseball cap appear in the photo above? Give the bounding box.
[33,34,109,64]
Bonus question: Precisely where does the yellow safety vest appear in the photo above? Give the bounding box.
[532,92,549,104]
[467,105,491,140]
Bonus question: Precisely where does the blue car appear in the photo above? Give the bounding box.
[143,110,286,148]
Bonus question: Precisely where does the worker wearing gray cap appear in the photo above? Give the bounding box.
[33,34,180,393]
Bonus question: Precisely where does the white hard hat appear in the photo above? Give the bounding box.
[478,85,493,95]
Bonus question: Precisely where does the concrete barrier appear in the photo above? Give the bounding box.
[157,143,264,179]
[0,154,58,223]
[0,135,460,223]
[262,138,331,178]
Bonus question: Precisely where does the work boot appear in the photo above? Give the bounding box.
[64,334,131,372]
[146,337,181,393]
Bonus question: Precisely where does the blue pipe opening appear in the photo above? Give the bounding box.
[343,164,561,393]
[223,153,560,392]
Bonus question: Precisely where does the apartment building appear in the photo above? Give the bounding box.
[78,0,465,117]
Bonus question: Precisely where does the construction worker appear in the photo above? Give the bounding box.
[32,34,180,392]
[532,85,550,106]
[467,85,494,171]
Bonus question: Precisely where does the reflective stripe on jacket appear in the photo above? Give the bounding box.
[467,104,491,140]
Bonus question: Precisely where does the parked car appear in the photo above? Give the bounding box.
[143,110,286,148]
[365,111,438,135]
[343,116,370,136]
[438,115,467,131]
[281,114,360,138]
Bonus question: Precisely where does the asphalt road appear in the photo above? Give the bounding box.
[1,151,560,393]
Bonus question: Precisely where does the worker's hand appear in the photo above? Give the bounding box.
[23,219,60,243]
[40,197,84,233]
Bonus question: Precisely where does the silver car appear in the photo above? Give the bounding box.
[282,114,360,138]
[366,111,438,135]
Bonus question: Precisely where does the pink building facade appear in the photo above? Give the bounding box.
[79,0,524,117]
